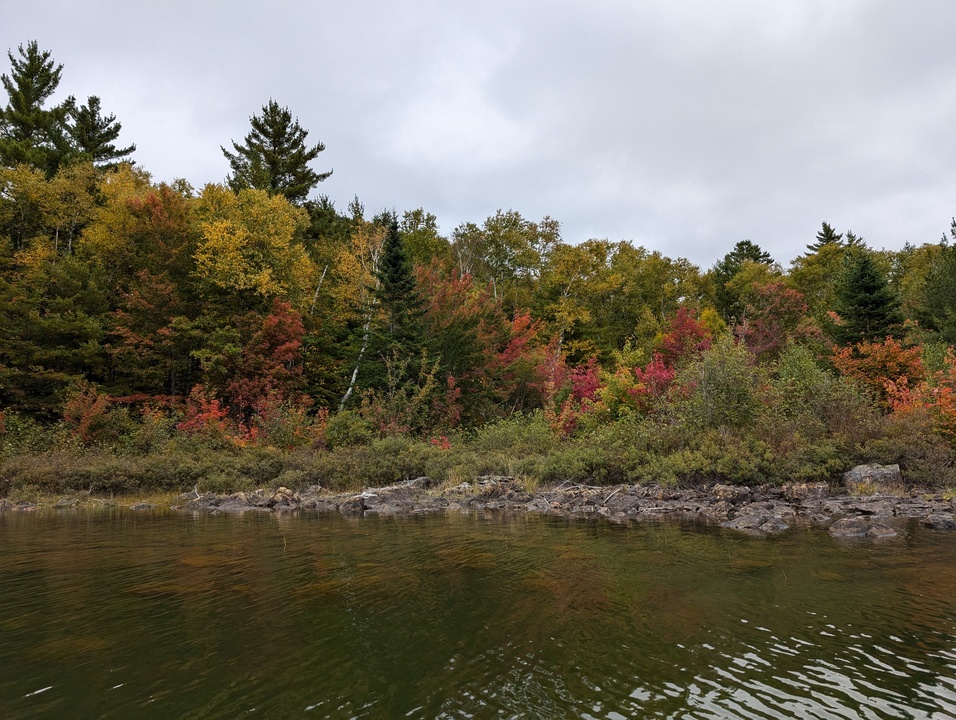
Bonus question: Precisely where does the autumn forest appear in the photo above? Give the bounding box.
[2,41,956,497]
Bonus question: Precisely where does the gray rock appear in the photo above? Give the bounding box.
[866,523,898,538]
[921,514,956,531]
[783,482,829,502]
[722,513,769,531]
[843,463,902,489]
[759,517,790,534]
[129,502,156,510]
[829,517,869,537]
[713,484,751,504]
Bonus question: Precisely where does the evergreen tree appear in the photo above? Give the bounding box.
[916,220,956,343]
[711,240,774,321]
[833,250,903,345]
[806,221,843,254]
[222,100,331,205]
[363,217,427,390]
[373,217,425,348]
[68,95,135,167]
[0,40,74,174]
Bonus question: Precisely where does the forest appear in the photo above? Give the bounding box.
[1,41,956,497]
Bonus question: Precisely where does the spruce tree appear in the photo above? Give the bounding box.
[711,240,774,321]
[363,217,426,389]
[222,100,331,205]
[68,95,135,167]
[833,250,903,345]
[0,40,74,174]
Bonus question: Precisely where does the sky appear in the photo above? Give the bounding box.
[4,0,956,268]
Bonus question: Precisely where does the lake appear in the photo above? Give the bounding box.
[2,508,956,718]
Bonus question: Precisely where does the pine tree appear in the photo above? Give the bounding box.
[222,100,331,205]
[833,250,903,346]
[68,95,135,167]
[806,221,843,254]
[0,40,74,174]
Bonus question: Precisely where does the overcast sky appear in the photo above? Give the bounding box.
[5,1,956,267]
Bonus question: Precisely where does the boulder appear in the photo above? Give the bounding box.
[713,484,751,504]
[783,483,829,502]
[865,523,898,539]
[920,514,956,531]
[843,463,902,489]
[828,517,869,537]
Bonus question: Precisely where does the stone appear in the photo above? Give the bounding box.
[843,463,902,489]
[722,513,769,531]
[866,523,898,539]
[713,484,751,504]
[783,483,829,502]
[920,514,956,531]
[129,502,156,510]
[339,498,366,516]
[828,517,869,537]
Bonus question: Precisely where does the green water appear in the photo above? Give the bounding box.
[2,509,956,719]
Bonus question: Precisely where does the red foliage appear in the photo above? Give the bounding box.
[631,353,677,413]
[176,385,229,437]
[656,307,712,367]
[223,299,307,419]
[737,281,809,361]
[62,383,111,443]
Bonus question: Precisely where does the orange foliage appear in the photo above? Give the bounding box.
[831,337,924,406]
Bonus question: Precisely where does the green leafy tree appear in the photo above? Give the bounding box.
[832,250,903,345]
[68,95,135,167]
[222,100,331,205]
[915,220,956,342]
[0,40,74,174]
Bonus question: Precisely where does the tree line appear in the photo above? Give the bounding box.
[2,41,955,489]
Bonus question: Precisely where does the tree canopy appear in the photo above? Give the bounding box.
[222,100,331,205]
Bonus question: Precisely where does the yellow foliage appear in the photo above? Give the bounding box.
[192,185,312,305]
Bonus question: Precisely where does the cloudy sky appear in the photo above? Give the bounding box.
[4,1,956,267]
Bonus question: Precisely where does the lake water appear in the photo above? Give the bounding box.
[2,508,956,719]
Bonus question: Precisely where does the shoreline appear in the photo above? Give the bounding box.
[5,474,955,539]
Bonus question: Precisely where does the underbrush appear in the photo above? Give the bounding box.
[1,397,953,498]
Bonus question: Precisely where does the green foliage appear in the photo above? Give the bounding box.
[832,250,903,345]
[0,40,73,174]
[222,100,331,205]
[68,95,135,167]
[674,336,762,432]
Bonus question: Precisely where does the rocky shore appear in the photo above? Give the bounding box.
[4,463,954,540]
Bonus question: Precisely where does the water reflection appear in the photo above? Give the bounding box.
[1,509,956,718]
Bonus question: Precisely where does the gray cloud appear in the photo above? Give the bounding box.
[4,0,956,266]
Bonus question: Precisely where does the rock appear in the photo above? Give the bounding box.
[866,523,898,539]
[845,500,895,517]
[339,498,366,516]
[829,517,869,537]
[783,483,829,502]
[843,463,902,490]
[722,513,769,531]
[526,497,552,513]
[129,502,156,510]
[54,497,78,509]
[759,517,790,535]
[920,514,956,531]
[713,484,751,504]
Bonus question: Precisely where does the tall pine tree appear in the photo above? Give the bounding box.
[68,95,135,167]
[833,250,903,345]
[0,40,74,174]
[222,100,331,205]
